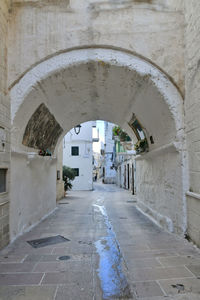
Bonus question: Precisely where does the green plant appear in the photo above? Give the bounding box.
[112,126,122,136]
[38,149,52,156]
[119,131,131,142]
[134,138,148,154]
[113,126,131,141]
[63,166,76,191]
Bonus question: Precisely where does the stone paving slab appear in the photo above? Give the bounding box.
[0,273,43,286]
[33,260,92,273]
[55,284,94,300]
[123,249,179,259]
[127,258,163,269]
[132,281,164,298]
[158,256,200,267]
[176,248,200,257]
[24,254,60,262]
[24,253,91,262]
[139,296,200,300]
[1,243,54,256]
[0,255,26,263]
[33,261,70,273]
[185,265,200,277]
[0,286,56,300]
[147,241,190,250]
[0,262,36,273]
[120,244,151,251]
[129,266,194,281]
[51,245,93,255]
[42,269,93,285]
[158,277,200,296]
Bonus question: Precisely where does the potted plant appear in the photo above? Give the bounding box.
[134,138,148,154]
[62,166,76,192]
[112,126,122,137]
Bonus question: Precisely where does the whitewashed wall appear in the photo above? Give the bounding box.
[0,0,10,249]
[116,156,135,193]
[63,122,93,191]
[185,1,200,246]
[10,153,56,241]
[103,122,116,183]
[56,142,64,201]
[136,150,184,234]
[9,0,185,92]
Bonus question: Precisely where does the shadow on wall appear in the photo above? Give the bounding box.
[23,103,63,153]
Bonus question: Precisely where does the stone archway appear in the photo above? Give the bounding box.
[10,47,187,241]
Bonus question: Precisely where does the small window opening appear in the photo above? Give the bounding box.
[73,168,79,177]
[0,169,7,193]
[130,119,145,140]
[128,114,149,154]
[71,146,79,156]
[150,136,154,144]
[57,170,60,180]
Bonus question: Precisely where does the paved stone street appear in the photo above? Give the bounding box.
[0,183,199,300]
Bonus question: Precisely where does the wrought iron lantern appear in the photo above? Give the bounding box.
[74,124,82,135]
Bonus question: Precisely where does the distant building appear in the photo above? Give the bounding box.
[113,118,147,195]
[102,122,116,184]
[114,139,136,195]
[63,121,98,191]
[56,142,65,201]
[93,151,104,180]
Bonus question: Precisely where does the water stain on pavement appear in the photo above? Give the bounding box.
[93,201,132,299]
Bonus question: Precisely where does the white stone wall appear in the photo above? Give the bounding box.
[136,150,183,234]
[10,153,56,241]
[185,1,200,246]
[8,0,184,91]
[0,0,10,249]
[116,156,135,193]
[103,122,116,183]
[56,141,64,201]
[103,154,116,184]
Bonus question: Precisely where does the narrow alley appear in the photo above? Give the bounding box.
[0,183,199,300]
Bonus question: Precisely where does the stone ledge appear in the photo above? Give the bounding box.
[0,201,9,207]
[186,191,200,200]
[135,142,180,160]
[12,151,57,162]
[136,201,174,233]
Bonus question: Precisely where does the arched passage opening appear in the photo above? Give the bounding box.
[10,48,186,242]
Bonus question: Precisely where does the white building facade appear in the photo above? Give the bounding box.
[63,122,94,191]
[102,122,116,184]
[115,153,136,195]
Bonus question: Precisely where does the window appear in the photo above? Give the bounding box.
[71,146,79,156]
[73,168,79,176]
[0,169,7,193]
[57,170,60,180]
[128,115,146,141]
[131,119,145,140]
